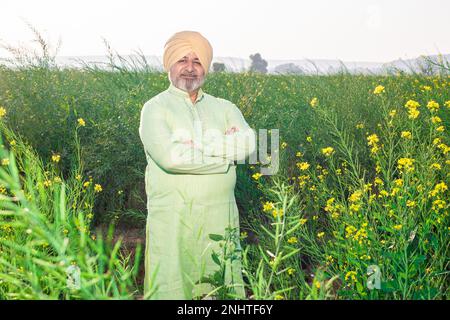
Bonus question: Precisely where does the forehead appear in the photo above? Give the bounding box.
[179,51,200,60]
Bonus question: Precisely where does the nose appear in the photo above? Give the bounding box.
[185,60,194,72]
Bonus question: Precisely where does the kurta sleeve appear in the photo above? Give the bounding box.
[202,100,256,162]
[139,99,231,175]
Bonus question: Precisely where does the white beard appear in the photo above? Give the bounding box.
[169,71,205,92]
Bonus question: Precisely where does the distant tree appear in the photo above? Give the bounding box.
[212,62,226,72]
[249,53,268,73]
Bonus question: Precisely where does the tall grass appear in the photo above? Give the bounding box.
[0,120,143,299]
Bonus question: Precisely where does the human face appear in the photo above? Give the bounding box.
[169,52,205,92]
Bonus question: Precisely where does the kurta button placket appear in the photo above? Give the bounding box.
[185,96,204,143]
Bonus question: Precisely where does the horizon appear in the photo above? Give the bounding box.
[50,53,449,64]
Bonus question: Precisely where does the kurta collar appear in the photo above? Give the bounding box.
[168,83,205,103]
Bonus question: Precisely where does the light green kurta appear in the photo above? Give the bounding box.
[139,82,256,300]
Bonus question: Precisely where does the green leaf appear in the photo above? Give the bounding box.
[260,224,276,239]
[211,252,221,266]
[356,282,364,293]
[213,271,222,283]
[209,234,224,241]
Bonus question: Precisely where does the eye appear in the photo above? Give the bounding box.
[194,61,201,65]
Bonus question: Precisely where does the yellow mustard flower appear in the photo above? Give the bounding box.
[437,143,450,155]
[426,100,440,112]
[263,201,275,212]
[313,280,321,289]
[430,163,441,170]
[348,190,362,203]
[379,190,389,197]
[321,147,334,157]
[374,177,384,185]
[431,116,442,124]
[406,200,416,208]
[405,100,420,109]
[373,85,385,94]
[367,134,379,146]
[390,187,400,196]
[77,118,86,126]
[345,271,357,282]
[432,199,446,211]
[349,203,361,212]
[52,154,61,163]
[297,162,310,171]
[43,180,52,187]
[310,97,318,107]
[252,173,263,180]
[429,181,448,197]
[397,158,415,172]
[287,237,298,244]
[401,131,412,139]
[408,108,420,119]
[272,208,284,218]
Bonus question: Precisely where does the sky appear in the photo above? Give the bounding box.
[1,0,449,62]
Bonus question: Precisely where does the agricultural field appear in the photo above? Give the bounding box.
[0,53,448,299]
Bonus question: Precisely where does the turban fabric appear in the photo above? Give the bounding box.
[163,31,213,74]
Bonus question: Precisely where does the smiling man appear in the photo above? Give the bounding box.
[139,31,256,300]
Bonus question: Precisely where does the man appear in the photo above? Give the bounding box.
[138,31,256,300]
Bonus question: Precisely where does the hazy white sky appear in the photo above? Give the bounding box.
[1,0,449,62]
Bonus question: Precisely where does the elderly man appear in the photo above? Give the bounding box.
[139,31,256,300]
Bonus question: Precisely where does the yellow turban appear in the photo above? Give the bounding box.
[163,31,213,75]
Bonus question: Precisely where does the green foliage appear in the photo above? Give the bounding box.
[0,121,143,299]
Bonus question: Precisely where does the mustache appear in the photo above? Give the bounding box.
[180,73,198,77]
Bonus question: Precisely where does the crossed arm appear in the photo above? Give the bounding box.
[139,99,256,175]
[139,100,232,174]
[200,101,257,162]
